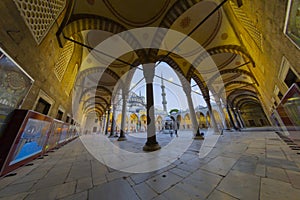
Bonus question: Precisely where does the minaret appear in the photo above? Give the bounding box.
[161,74,168,114]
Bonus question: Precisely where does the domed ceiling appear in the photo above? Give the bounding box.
[57,0,260,117]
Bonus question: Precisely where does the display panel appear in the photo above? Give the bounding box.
[9,118,51,165]
[66,125,75,141]
[0,110,52,176]
[272,83,300,142]
[274,84,300,127]
[44,120,63,151]
[58,124,69,144]
[284,0,300,48]
[0,48,33,138]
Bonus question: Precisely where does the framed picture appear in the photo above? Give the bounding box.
[0,48,34,139]
[0,110,52,176]
[58,123,69,144]
[284,0,300,48]
[44,120,63,151]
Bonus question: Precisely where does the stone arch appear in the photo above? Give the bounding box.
[212,109,222,129]
[129,113,138,132]
[227,88,259,102]
[236,98,260,109]
[208,68,258,86]
[184,113,191,130]
[206,111,211,127]
[84,102,106,114]
[156,115,163,131]
[232,94,259,106]
[85,107,103,116]
[160,0,200,28]
[60,15,126,41]
[83,96,110,109]
[224,81,255,89]
[157,54,209,99]
[176,115,182,129]
[79,85,112,103]
[199,112,207,128]
[193,45,255,69]
[140,114,147,132]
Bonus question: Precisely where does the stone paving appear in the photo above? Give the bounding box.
[0,129,300,200]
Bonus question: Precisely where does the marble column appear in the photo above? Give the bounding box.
[226,105,236,130]
[99,116,103,134]
[102,115,106,134]
[231,106,241,129]
[118,92,127,141]
[104,108,111,135]
[237,110,245,128]
[142,63,161,151]
[182,84,204,140]
[109,105,116,137]
[215,99,228,130]
[204,96,220,134]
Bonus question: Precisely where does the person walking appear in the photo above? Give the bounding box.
[173,121,179,137]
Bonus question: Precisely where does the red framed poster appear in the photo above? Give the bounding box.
[0,110,52,176]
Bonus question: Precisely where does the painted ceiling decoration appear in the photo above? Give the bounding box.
[232,94,259,106]
[54,0,265,116]
[237,99,260,109]
[103,0,171,27]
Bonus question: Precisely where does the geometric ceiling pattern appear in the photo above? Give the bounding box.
[55,0,262,117]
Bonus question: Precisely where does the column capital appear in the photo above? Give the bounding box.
[203,95,210,103]
[182,83,192,95]
[142,63,155,84]
[122,92,129,100]
[215,99,222,106]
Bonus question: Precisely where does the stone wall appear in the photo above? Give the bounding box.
[0,0,75,123]
[224,0,300,118]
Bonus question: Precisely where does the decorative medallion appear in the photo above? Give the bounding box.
[87,0,95,5]
[180,17,191,29]
[221,33,228,40]
[235,61,241,65]
[103,0,170,27]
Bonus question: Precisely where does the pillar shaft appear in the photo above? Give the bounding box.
[226,105,236,129]
[118,92,127,141]
[142,63,160,151]
[182,83,203,139]
[206,100,220,134]
[237,110,245,128]
[145,82,157,144]
[186,92,199,135]
[105,109,110,135]
[216,100,228,129]
[231,106,241,129]
[109,105,116,137]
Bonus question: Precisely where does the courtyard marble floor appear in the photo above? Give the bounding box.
[0,129,300,200]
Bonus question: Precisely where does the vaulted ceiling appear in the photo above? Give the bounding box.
[56,0,262,117]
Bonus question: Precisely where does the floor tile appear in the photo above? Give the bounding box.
[146,172,182,194]
[260,178,300,200]
[201,156,237,176]
[88,179,139,200]
[217,170,260,200]
[133,182,157,200]
[207,189,238,200]
[266,166,289,183]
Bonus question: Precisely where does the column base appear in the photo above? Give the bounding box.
[193,134,204,140]
[143,143,161,151]
[108,133,115,138]
[117,135,127,141]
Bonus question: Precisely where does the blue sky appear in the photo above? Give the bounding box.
[130,62,208,111]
